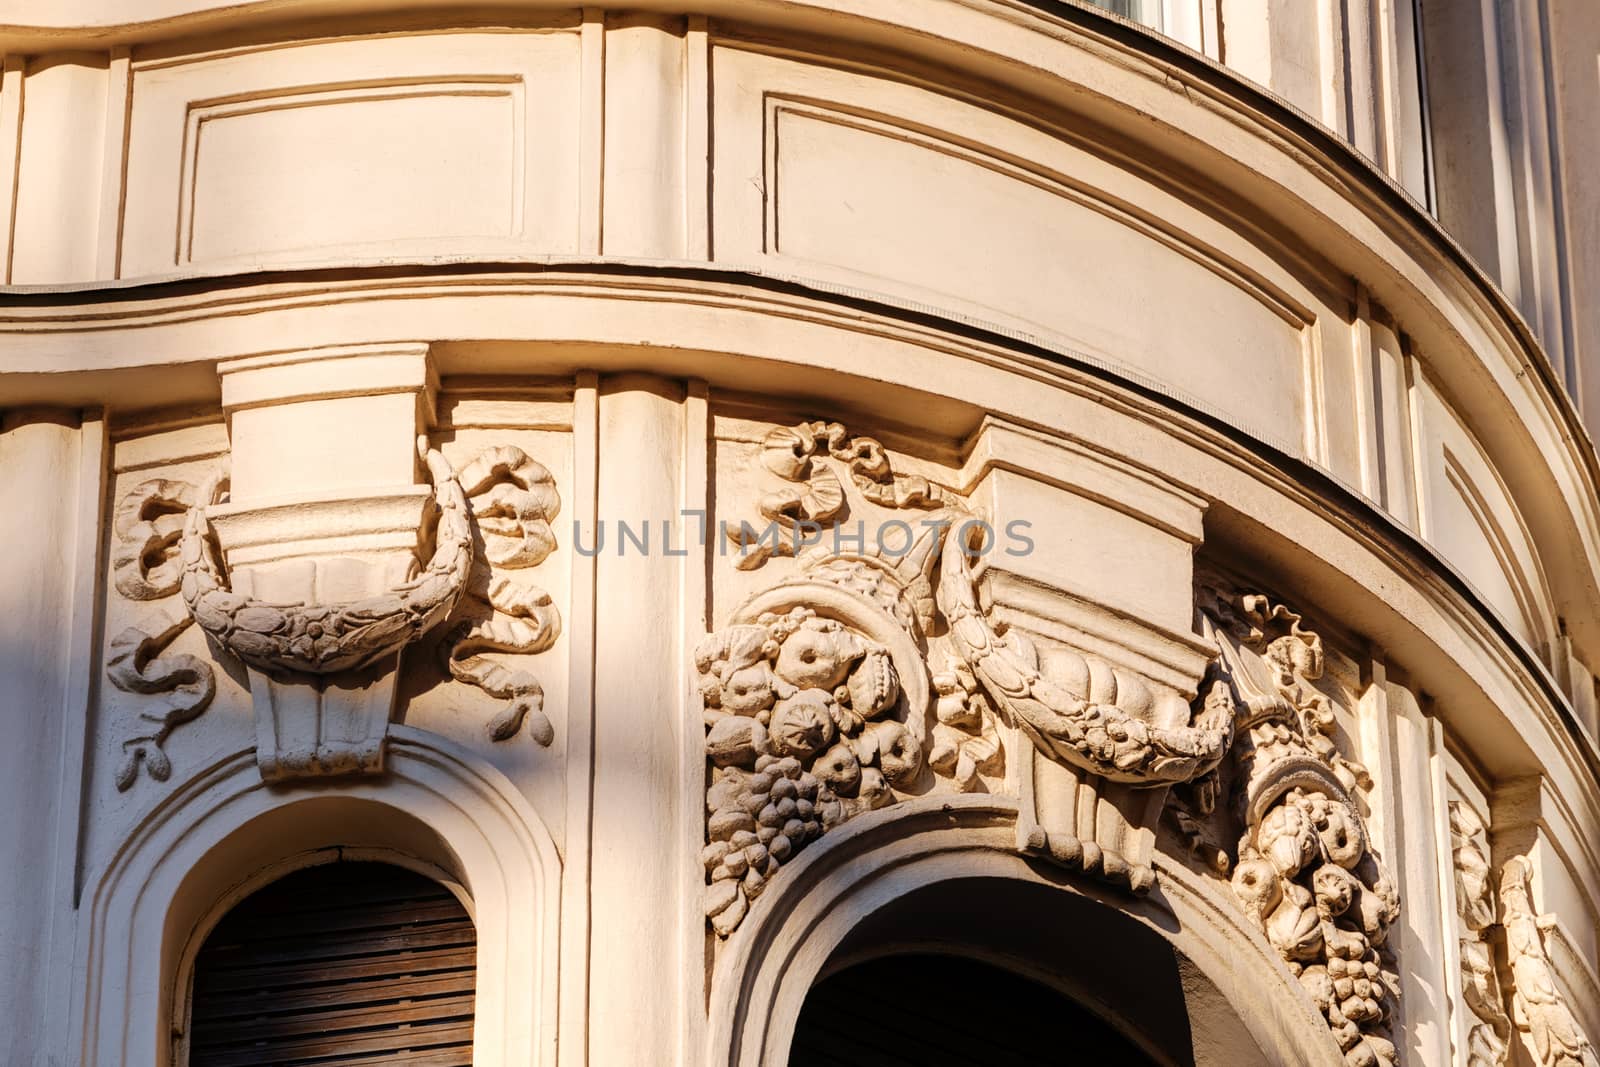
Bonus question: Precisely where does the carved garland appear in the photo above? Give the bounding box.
[939,524,1233,785]
[179,441,472,676]
[106,439,567,787]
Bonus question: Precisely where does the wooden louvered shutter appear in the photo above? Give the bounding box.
[187,860,476,1066]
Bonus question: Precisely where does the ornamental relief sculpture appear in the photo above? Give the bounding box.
[1196,588,1401,1067]
[1451,801,1513,1067]
[179,443,473,678]
[104,439,564,785]
[106,477,217,790]
[1501,857,1599,1067]
[698,420,1234,936]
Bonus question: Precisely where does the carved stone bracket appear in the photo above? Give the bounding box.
[175,440,470,779]
[180,444,470,676]
[937,524,1232,892]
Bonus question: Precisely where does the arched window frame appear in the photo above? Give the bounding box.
[70,726,560,1067]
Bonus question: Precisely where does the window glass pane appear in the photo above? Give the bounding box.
[1090,0,1146,19]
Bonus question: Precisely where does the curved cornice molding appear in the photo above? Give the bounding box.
[2,262,1597,814]
[0,0,1583,453]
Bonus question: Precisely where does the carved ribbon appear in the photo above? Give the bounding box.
[180,440,472,675]
[729,421,951,568]
[441,445,563,744]
[113,479,197,600]
[106,612,216,790]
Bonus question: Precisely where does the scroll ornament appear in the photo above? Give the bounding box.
[1451,802,1513,1067]
[439,446,563,744]
[179,441,472,675]
[1501,857,1599,1067]
[105,477,218,791]
[1208,592,1399,1067]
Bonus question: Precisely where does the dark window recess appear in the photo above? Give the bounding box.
[789,953,1159,1066]
[187,861,475,1067]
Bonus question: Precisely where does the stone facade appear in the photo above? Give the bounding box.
[0,2,1598,1065]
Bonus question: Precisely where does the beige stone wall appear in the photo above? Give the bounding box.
[0,4,1596,1066]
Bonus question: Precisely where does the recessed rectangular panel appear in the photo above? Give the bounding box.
[121,30,581,275]
[186,86,517,263]
[770,104,1308,445]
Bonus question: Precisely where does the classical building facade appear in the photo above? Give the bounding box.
[1,1,1597,1065]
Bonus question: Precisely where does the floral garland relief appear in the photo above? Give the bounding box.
[698,420,1235,935]
[1201,590,1401,1067]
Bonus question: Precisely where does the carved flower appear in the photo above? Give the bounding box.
[768,690,837,759]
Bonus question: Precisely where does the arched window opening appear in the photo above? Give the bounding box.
[185,861,475,1066]
[778,875,1270,1067]
[789,952,1159,1066]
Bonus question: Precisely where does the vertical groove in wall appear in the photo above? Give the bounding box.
[0,55,25,285]
[95,49,131,281]
[1351,286,1382,504]
[685,17,712,262]
[559,372,600,1067]
[43,411,106,1062]
[580,9,605,256]
[1427,713,1465,1065]
[679,380,710,1067]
